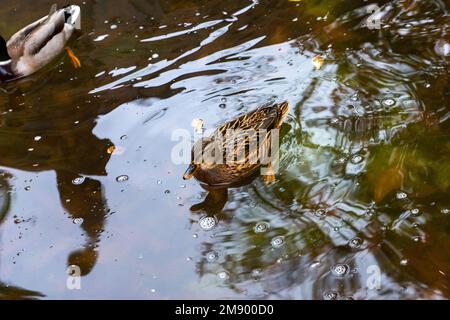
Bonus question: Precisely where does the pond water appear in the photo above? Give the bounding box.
[0,0,449,299]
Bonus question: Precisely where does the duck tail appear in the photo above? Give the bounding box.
[49,4,57,16]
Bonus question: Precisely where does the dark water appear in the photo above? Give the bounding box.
[0,0,449,299]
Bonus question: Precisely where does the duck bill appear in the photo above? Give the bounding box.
[183,164,198,180]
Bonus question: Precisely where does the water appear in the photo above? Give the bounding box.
[0,0,450,300]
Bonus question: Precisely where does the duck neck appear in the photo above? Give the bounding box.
[0,60,15,82]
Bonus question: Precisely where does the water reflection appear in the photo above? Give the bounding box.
[0,0,449,299]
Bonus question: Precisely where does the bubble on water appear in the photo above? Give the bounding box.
[157,179,162,185]
[24,186,31,191]
[271,236,285,248]
[434,39,450,57]
[73,218,84,225]
[351,93,359,101]
[221,97,227,103]
[331,264,349,276]
[110,24,118,30]
[14,218,21,224]
[120,135,128,140]
[34,136,42,141]
[382,98,396,107]
[217,271,229,280]
[219,104,226,109]
[314,209,327,218]
[412,222,420,229]
[366,209,375,217]
[412,236,421,243]
[72,176,85,185]
[411,208,421,216]
[94,34,109,42]
[152,53,159,59]
[206,251,218,262]
[323,291,338,300]
[199,216,217,231]
[396,192,407,200]
[441,208,449,214]
[351,155,363,164]
[252,269,262,277]
[116,175,129,182]
[348,237,363,249]
[254,222,269,233]
[400,258,408,266]
[164,189,170,194]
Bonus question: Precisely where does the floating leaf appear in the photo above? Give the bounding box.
[191,118,204,133]
[312,55,325,70]
[372,167,404,202]
[107,145,126,155]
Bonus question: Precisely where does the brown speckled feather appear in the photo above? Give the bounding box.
[189,102,289,188]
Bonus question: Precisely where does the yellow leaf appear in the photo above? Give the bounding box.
[372,167,404,202]
[107,145,126,155]
[312,55,325,70]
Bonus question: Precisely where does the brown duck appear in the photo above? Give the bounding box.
[183,101,289,188]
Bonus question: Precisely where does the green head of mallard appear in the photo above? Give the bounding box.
[0,36,11,62]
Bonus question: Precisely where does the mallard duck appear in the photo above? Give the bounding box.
[0,4,81,83]
[183,101,289,188]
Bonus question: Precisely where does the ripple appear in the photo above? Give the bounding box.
[116,175,129,183]
[253,222,269,233]
[271,236,285,248]
[331,264,349,277]
[199,216,217,231]
[206,251,219,262]
[72,177,85,185]
[348,237,363,249]
[382,98,396,107]
[73,218,84,225]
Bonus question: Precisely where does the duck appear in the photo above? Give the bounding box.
[0,4,81,83]
[183,101,289,189]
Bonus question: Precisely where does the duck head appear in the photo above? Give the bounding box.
[0,36,9,61]
[183,163,199,180]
